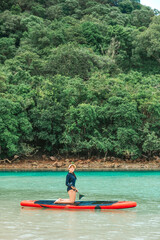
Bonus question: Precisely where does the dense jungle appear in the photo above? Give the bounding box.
[0,0,160,160]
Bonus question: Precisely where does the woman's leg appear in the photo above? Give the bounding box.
[68,190,76,203]
[54,190,76,204]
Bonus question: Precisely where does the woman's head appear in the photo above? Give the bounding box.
[68,164,76,173]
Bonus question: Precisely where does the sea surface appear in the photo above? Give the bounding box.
[0,171,160,240]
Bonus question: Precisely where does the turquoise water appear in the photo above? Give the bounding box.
[0,171,160,240]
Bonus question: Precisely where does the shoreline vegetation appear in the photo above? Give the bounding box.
[0,155,160,171]
[0,1,160,161]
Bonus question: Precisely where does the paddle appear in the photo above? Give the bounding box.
[73,187,85,200]
[77,191,85,200]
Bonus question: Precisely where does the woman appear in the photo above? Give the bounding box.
[54,164,78,204]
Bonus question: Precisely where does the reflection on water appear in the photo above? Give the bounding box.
[0,171,160,240]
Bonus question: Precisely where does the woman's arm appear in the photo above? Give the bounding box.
[66,174,72,187]
[71,186,78,191]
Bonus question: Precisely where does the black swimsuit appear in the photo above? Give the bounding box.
[66,172,76,192]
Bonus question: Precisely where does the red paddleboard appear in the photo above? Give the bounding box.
[20,200,137,210]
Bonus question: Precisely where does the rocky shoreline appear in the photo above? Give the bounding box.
[0,155,160,171]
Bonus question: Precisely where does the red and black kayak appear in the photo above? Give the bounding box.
[20,200,137,210]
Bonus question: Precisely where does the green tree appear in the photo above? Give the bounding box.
[46,4,64,20]
[0,69,7,92]
[119,0,134,14]
[46,44,112,79]
[28,75,86,153]
[0,38,16,63]
[31,3,46,18]
[5,50,44,76]
[132,15,160,65]
[131,8,154,27]
[62,103,112,156]
[0,97,33,158]
[115,127,140,158]
[63,0,79,15]
[81,21,105,53]
[0,0,16,12]
[142,123,160,157]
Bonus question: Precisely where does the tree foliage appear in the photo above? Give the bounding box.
[0,0,159,159]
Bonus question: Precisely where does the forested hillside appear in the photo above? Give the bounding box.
[0,0,160,159]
